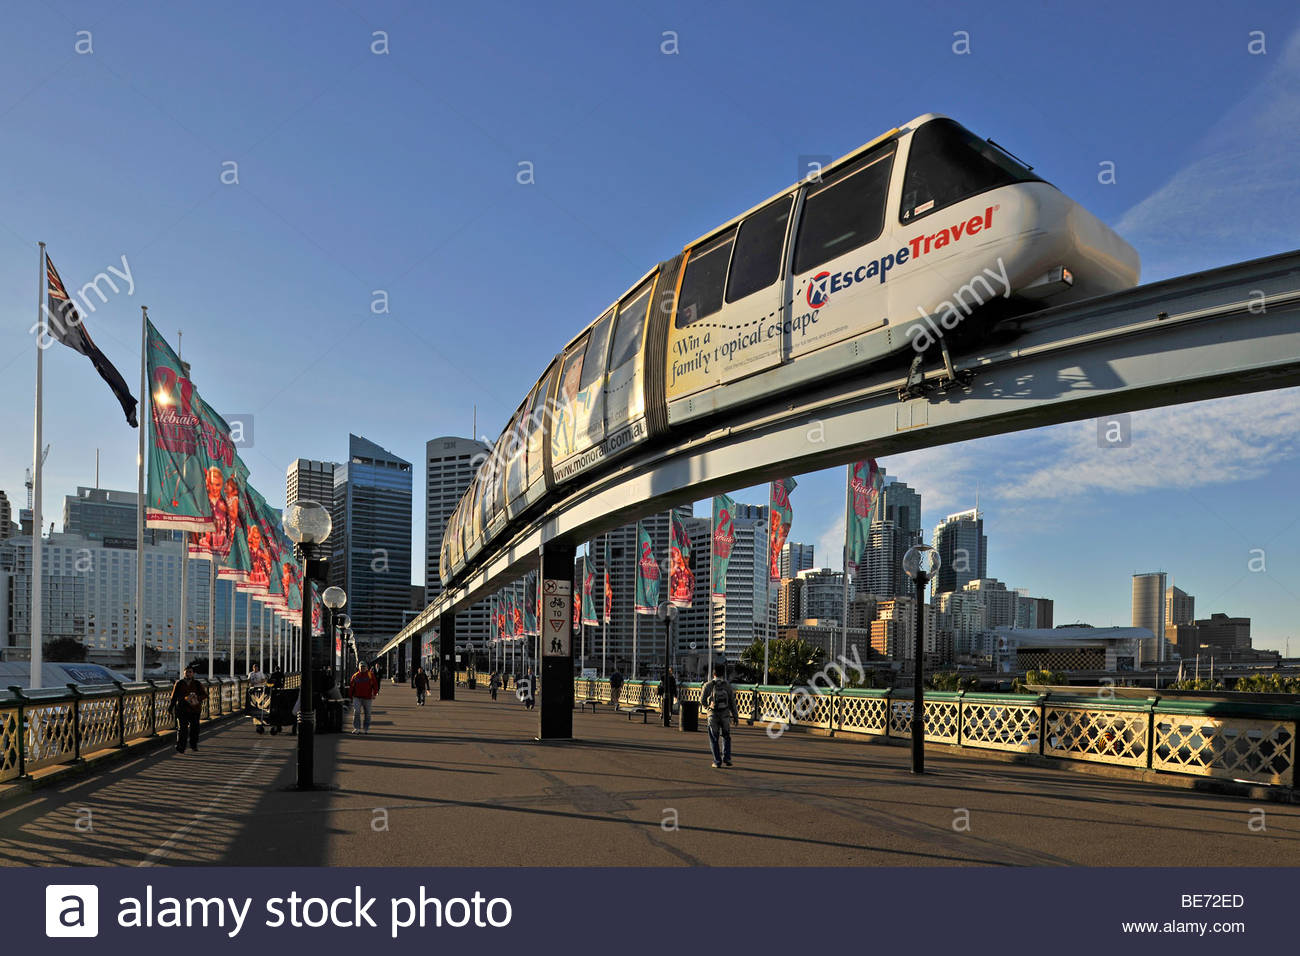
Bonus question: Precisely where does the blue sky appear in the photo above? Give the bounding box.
[1,1,1298,650]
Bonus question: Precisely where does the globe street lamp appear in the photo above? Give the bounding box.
[902,542,941,775]
[283,499,332,790]
[322,587,347,697]
[656,603,679,727]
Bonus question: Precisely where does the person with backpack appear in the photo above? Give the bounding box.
[350,662,380,734]
[700,661,738,768]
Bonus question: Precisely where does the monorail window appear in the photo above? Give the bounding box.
[526,361,557,446]
[609,279,652,370]
[559,336,587,410]
[793,143,895,275]
[726,197,792,303]
[900,119,1042,223]
[580,309,615,390]
[676,229,735,327]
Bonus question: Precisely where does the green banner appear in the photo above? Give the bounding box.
[847,459,884,574]
[711,494,736,601]
[145,321,235,534]
[581,555,599,626]
[634,521,659,613]
[524,571,538,636]
[768,477,798,580]
[669,513,693,608]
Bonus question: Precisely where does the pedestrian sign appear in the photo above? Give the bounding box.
[542,578,572,657]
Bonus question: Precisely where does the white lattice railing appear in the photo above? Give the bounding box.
[568,679,1300,790]
[0,677,252,784]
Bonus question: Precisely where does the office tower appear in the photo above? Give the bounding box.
[1013,591,1054,629]
[0,491,12,540]
[286,459,336,511]
[777,577,804,627]
[1131,571,1168,663]
[962,578,1016,629]
[935,590,988,658]
[1165,585,1195,627]
[933,509,987,594]
[424,437,492,652]
[331,435,413,658]
[778,542,814,579]
[0,531,212,657]
[797,568,846,623]
[877,476,922,537]
[62,487,143,543]
[869,597,946,667]
[708,502,774,660]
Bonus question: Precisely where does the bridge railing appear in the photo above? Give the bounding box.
[574,678,1300,789]
[0,674,298,785]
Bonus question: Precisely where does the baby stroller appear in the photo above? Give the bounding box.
[248,685,299,735]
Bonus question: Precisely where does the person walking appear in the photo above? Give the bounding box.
[521,668,536,709]
[413,666,430,706]
[665,667,678,714]
[609,668,624,709]
[350,662,380,734]
[248,663,267,689]
[700,662,738,768]
[170,666,206,754]
[489,669,501,701]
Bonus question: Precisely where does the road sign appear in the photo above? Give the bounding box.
[542,578,572,657]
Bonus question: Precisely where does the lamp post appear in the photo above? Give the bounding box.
[322,587,347,696]
[283,499,332,791]
[656,602,679,727]
[334,613,351,677]
[902,542,941,775]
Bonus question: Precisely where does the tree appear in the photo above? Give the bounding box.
[740,637,826,686]
[45,637,88,662]
[928,671,979,692]
[119,643,163,666]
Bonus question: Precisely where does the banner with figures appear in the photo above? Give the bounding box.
[768,477,798,580]
[711,494,736,601]
[512,591,524,637]
[581,556,600,626]
[524,572,539,636]
[144,321,236,533]
[236,486,277,595]
[669,512,693,608]
[634,521,659,614]
[847,459,884,574]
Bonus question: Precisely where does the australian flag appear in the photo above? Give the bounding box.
[45,254,138,427]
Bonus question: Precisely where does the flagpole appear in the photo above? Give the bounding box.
[602,534,608,681]
[707,520,714,682]
[132,306,148,679]
[207,559,216,678]
[228,580,236,677]
[178,532,189,676]
[633,601,639,681]
[244,590,251,676]
[841,463,852,682]
[259,601,265,671]
[30,242,46,689]
[763,488,772,686]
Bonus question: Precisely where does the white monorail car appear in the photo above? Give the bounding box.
[441,113,1139,586]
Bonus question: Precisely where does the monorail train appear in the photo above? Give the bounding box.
[440,113,1140,588]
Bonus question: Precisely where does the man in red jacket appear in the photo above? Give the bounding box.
[349,663,379,734]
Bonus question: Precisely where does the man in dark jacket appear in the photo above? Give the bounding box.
[170,666,206,754]
[609,669,624,708]
[700,662,738,768]
[413,666,430,706]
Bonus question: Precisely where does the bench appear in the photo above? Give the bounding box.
[620,706,653,723]
[575,698,600,713]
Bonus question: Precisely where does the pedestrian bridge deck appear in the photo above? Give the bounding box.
[1,687,1296,867]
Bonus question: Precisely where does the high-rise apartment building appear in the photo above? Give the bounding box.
[1165,585,1195,627]
[963,578,1016,629]
[286,459,336,511]
[777,577,803,627]
[424,437,492,653]
[778,542,814,579]
[797,568,846,623]
[933,509,987,594]
[330,435,413,657]
[1131,571,1168,663]
[0,490,14,540]
[1013,591,1055,629]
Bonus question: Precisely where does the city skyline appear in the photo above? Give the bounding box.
[1,7,1297,652]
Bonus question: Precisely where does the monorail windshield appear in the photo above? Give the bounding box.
[900,118,1043,224]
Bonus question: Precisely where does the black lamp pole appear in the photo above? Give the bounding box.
[911,573,928,774]
[662,609,672,728]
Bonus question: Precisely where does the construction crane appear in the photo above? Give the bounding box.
[25,445,50,509]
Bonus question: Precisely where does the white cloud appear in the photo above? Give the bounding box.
[1116,27,1300,281]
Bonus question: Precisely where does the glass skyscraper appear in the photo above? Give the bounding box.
[933,508,988,594]
[330,435,413,658]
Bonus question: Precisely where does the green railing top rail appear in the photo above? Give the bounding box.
[575,677,1300,719]
[0,675,249,706]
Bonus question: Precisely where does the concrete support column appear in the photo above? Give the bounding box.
[539,540,576,740]
[439,613,456,701]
